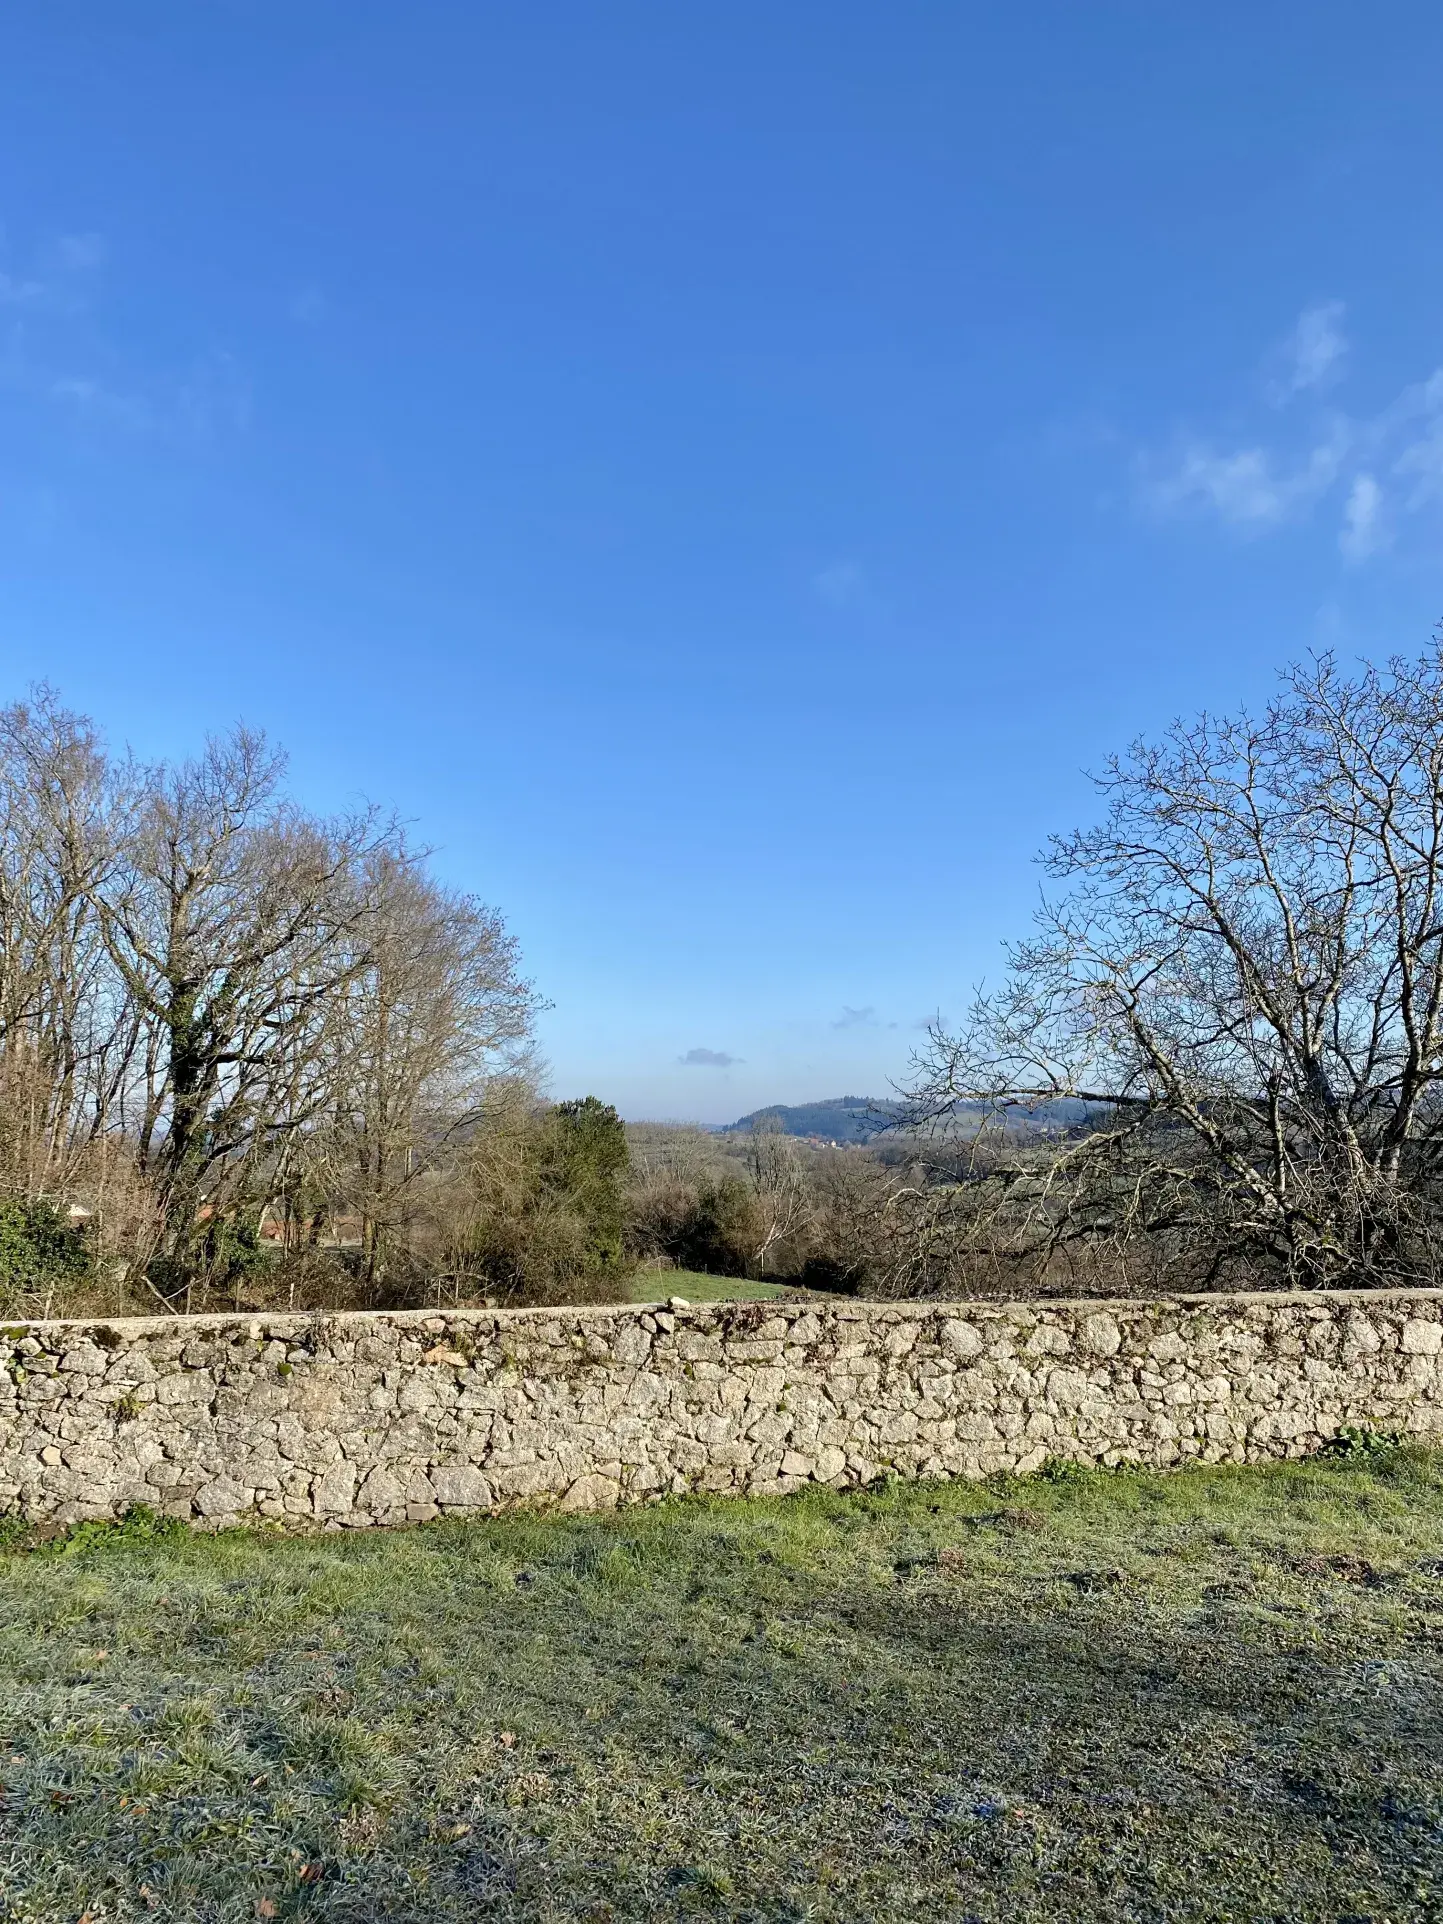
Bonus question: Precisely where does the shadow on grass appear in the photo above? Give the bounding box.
[2,1459,1442,1921]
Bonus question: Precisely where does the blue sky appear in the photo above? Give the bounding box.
[4,5,1443,1121]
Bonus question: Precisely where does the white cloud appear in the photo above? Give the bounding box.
[1138,311,1443,561]
[1273,301,1347,401]
[1145,436,1344,531]
[1340,473,1384,561]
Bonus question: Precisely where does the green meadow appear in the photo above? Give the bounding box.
[2,1451,1442,1921]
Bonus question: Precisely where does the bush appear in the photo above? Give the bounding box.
[455,1095,634,1305]
[541,1098,630,1272]
[210,1215,276,1282]
[0,1197,91,1311]
[680,1177,760,1275]
[625,1169,758,1277]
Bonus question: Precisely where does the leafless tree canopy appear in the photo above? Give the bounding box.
[904,640,1443,1289]
[0,690,537,1303]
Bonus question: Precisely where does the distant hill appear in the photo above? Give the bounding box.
[721,1093,1112,1144]
[722,1097,900,1143]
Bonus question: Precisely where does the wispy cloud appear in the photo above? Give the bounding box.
[1340,473,1384,561]
[1272,300,1347,401]
[0,230,250,447]
[0,272,44,306]
[50,375,152,433]
[813,560,863,609]
[0,231,104,311]
[1393,369,1443,506]
[43,348,252,443]
[831,1005,878,1030]
[1145,436,1345,532]
[1139,303,1443,561]
[679,1047,741,1068]
[51,232,105,274]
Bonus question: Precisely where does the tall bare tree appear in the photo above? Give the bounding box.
[745,1122,809,1276]
[0,690,548,1302]
[905,640,1443,1289]
[0,691,129,1200]
[306,851,537,1281]
[98,727,394,1271]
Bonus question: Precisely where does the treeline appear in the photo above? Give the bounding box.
[0,685,969,1319]
[640,634,1443,1301]
[16,633,1443,1317]
[0,690,619,1315]
[622,1122,1048,1298]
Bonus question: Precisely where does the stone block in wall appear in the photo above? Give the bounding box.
[429,1465,493,1508]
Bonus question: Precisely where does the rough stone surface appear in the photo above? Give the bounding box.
[2,1290,1441,1528]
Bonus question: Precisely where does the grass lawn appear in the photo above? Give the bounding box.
[626,1269,808,1304]
[2,1454,1443,1922]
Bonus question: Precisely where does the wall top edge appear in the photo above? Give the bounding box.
[3,1286,1443,1339]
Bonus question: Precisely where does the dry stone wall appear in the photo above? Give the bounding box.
[3,1289,1442,1528]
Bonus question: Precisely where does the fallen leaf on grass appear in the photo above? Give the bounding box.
[256,1901,278,1919]
[507,1770,553,1805]
[498,1730,516,1748]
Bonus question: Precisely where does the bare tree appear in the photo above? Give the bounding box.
[745,1122,809,1276]
[904,640,1443,1290]
[0,690,551,1304]
[0,691,132,1200]
[97,727,395,1274]
[306,851,537,1282]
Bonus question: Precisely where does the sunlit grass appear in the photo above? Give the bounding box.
[626,1267,809,1303]
[2,1453,1442,1920]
